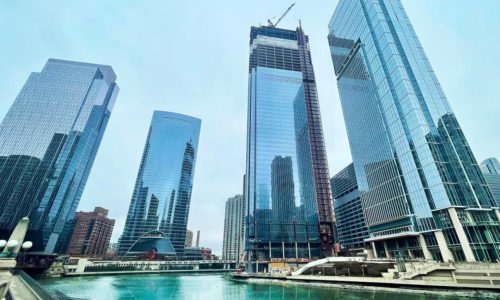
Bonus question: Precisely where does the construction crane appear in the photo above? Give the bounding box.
[267,3,295,28]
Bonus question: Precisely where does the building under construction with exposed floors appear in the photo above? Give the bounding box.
[244,20,335,272]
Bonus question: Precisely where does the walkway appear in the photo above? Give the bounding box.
[232,273,500,291]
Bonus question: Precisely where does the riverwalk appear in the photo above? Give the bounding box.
[231,272,500,292]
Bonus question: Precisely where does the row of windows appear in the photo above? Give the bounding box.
[119,113,200,255]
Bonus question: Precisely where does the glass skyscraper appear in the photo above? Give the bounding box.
[0,59,119,253]
[331,164,369,254]
[328,0,499,262]
[118,111,201,257]
[481,158,500,175]
[245,25,334,271]
[481,158,500,208]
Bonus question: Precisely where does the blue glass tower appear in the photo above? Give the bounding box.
[245,25,334,271]
[328,0,499,262]
[481,158,500,175]
[118,111,201,257]
[481,158,500,208]
[331,164,369,254]
[0,59,119,253]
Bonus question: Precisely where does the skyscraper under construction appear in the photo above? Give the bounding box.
[245,24,334,271]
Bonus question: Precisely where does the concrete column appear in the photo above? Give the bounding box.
[365,249,375,259]
[494,209,500,222]
[295,242,298,260]
[448,207,476,262]
[405,240,414,259]
[383,241,392,259]
[371,242,378,259]
[418,234,433,260]
[435,230,454,262]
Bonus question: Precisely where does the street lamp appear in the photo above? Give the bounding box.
[6,240,18,249]
[0,218,31,299]
[22,241,33,250]
[0,240,33,257]
[0,240,19,258]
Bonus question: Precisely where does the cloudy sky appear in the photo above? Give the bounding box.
[0,0,499,255]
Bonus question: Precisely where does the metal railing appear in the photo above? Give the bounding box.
[11,270,69,300]
[400,262,455,279]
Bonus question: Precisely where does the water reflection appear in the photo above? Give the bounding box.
[39,274,485,300]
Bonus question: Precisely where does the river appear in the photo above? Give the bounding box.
[38,273,492,299]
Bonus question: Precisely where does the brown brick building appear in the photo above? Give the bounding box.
[67,207,115,257]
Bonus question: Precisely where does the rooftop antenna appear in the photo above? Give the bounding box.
[267,3,295,28]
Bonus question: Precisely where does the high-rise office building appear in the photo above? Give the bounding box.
[0,59,118,253]
[481,158,500,207]
[240,174,247,262]
[67,207,115,257]
[331,164,369,254]
[328,0,499,262]
[185,229,193,248]
[222,195,244,260]
[118,111,201,257]
[481,158,500,175]
[245,25,334,271]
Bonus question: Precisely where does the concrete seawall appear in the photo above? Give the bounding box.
[231,273,500,292]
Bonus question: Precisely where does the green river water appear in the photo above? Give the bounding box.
[38,273,493,299]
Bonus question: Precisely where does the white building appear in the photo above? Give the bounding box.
[185,230,193,248]
[222,195,244,260]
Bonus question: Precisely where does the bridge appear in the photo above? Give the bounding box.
[292,256,365,276]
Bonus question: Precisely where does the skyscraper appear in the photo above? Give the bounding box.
[245,25,334,271]
[331,164,369,254]
[328,0,499,262]
[222,195,244,260]
[67,207,115,257]
[185,229,193,248]
[118,111,201,257]
[240,174,247,262]
[0,59,118,253]
[481,158,500,207]
[481,158,500,175]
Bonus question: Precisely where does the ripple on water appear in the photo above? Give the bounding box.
[38,273,497,300]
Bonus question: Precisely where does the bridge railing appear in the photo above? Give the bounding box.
[11,270,60,299]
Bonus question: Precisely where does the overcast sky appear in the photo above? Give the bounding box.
[0,0,499,255]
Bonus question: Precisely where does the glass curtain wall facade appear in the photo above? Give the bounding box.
[0,59,118,254]
[240,175,247,263]
[328,0,500,262]
[331,164,369,254]
[481,158,500,207]
[481,158,500,175]
[245,26,334,271]
[118,111,201,257]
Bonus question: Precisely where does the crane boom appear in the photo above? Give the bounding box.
[268,3,295,28]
